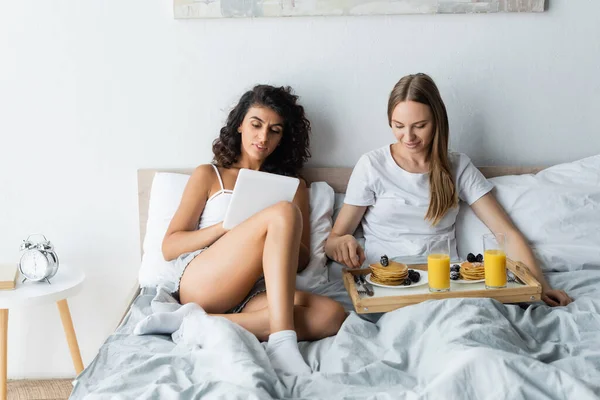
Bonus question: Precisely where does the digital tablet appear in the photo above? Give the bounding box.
[222,169,300,230]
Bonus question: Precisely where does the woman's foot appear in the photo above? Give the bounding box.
[134,303,205,335]
[266,330,311,375]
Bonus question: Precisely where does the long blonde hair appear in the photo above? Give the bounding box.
[387,73,457,225]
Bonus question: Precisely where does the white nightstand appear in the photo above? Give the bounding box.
[0,265,85,400]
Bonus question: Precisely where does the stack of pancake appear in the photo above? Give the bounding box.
[460,261,485,280]
[369,260,409,286]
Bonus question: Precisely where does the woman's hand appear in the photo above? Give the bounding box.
[542,288,573,307]
[328,234,365,269]
[219,222,229,236]
[213,222,229,242]
[325,204,368,268]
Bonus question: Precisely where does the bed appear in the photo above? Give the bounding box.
[70,162,600,399]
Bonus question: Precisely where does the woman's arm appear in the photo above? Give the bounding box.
[162,165,228,261]
[293,179,311,272]
[325,204,368,268]
[470,192,572,306]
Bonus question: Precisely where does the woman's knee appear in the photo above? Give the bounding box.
[268,201,302,228]
[327,301,348,332]
[314,298,347,337]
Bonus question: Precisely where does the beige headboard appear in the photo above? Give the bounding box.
[137,166,543,249]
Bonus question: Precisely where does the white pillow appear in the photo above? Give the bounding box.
[139,173,191,290]
[138,172,335,290]
[296,182,334,290]
[456,154,600,272]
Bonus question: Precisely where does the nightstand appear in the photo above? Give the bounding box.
[0,265,85,400]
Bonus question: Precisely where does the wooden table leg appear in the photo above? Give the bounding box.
[0,309,8,400]
[56,300,84,374]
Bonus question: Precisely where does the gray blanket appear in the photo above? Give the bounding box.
[70,268,600,399]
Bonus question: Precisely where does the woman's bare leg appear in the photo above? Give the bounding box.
[179,201,301,333]
[211,291,347,342]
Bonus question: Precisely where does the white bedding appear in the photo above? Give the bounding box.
[71,267,600,399]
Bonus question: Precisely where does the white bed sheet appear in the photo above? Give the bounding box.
[71,265,600,399]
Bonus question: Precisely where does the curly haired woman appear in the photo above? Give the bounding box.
[160,85,346,375]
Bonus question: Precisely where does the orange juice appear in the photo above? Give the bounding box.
[428,253,450,292]
[484,250,507,288]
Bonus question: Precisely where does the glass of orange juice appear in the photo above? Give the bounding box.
[427,236,451,292]
[483,233,507,289]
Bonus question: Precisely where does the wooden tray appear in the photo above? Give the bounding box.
[342,258,542,314]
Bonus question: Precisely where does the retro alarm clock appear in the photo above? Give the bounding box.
[19,234,59,283]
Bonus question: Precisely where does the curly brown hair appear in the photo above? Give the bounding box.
[212,85,311,177]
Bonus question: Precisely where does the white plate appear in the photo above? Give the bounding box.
[453,278,485,284]
[451,261,485,284]
[365,271,429,289]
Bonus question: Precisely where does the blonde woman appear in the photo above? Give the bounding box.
[325,73,572,307]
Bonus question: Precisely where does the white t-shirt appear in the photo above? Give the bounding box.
[344,145,493,263]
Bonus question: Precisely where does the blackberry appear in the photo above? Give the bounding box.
[450,264,460,273]
[450,271,460,280]
[403,278,412,286]
[476,253,484,263]
[409,270,421,283]
[380,254,389,267]
[467,253,476,262]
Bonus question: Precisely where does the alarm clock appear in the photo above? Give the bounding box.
[19,234,59,283]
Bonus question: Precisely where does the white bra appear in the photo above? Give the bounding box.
[198,164,233,230]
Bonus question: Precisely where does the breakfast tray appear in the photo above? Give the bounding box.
[342,258,542,314]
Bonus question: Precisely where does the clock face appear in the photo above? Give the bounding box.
[20,250,49,280]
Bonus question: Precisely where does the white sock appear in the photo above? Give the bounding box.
[267,330,311,375]
[150,286,183,313]
[134,303,205,335]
